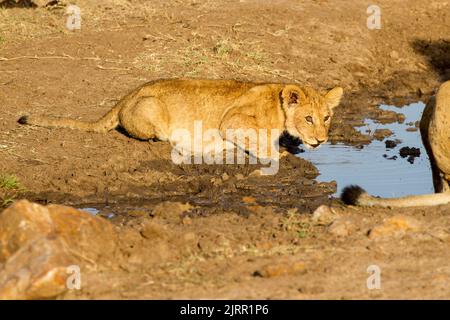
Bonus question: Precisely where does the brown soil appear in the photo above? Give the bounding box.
[0,0,449,299]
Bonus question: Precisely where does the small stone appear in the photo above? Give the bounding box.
[242,196,257,204]
[428,229,449,242]
[182,216,192,225]
[221,173,230,181]
[303,180,314,186]
[397,113,406,123]
[399,147,421,164]
[328,217,355,237]
[312,205,336,225]
[253,261,306,278]
[210,177,223,186]
[183,232,197,242]
[8,0,55,6]
[151,201,193,223]
[140,221,169,240]
[35,0,54,6]
[247,205,275,216]
[417,62,428,70]
[389,50,399,59]
[127,209,147,218]
[298,286,325,294]
[249,169,263,177]
[368,215,421,240]
[181,232,199,254]
[385,139,399,149]
[399,146,420,157]
[373,129,393,141]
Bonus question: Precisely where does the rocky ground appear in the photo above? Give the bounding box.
[0,0,449,299]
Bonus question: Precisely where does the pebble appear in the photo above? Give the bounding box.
[140,221,169,240]
[242,196,257,204]
[327,217,356,237]
[312,205,336,225]
[253,261,306,278]
[127,209,147,218]
[368,215,421,240]
[389,50,399,59]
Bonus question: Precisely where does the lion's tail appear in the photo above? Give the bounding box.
[18,104,122,133]
[341,185,450,208]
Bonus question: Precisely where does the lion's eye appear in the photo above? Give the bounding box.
[324,115,330,122]
[305,116,313,124]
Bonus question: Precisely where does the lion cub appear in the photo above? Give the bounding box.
[19,79,343,160]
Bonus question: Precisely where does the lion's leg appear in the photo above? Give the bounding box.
[441,175,450,193]
[219,114,279,159]
[419,97,445,193]
[119,96,170,141]
[429,163,444,193]
[443,181,450,193]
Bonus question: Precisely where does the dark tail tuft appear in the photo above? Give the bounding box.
[341,185,366,205]
[18,115,28,125]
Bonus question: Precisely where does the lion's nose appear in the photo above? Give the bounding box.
[311,139,325,148]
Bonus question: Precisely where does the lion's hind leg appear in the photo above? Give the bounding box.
[119,96,170,141]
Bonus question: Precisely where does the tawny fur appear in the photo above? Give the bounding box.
[341,81,450,208]
[19,79,343,156]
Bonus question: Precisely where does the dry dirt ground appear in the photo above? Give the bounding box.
[0,0,449,299]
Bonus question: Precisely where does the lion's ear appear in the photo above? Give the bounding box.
[324,87,343,110]
[281,86,304,108]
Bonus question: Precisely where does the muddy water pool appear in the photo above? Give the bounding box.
[301,102,434,198]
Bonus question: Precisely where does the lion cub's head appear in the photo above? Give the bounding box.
[281,85,343,149]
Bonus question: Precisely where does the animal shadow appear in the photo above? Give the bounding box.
[411,39,450,82]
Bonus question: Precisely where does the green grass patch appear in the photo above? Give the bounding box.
[0,174,20,190]
[0,174,23,208]
[245,51,266,62]
[213,40,233,56]
[281,208,313,239]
